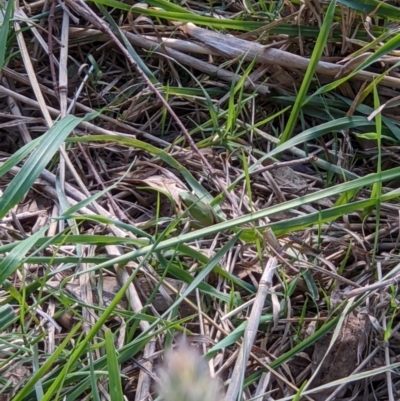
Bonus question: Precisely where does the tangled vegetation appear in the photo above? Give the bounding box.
[1,0,400,400]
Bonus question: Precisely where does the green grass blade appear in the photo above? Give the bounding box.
[337,0,400,20]
[0,137,41,178]
[36,165,400,280]
[306,33,400,104]
[0,304,16,331]
[68,135,213,201]
[88,349,101,401]
[0,0,13,68]
[0,115,84,219]
[160,231,241,318]
[12,322,82,401]
[3,170,400,274]
[268,193,400,236]
[0,226,47,285]
[97,3,157,83]
[206,314,275,357]
[365,83,383,218]
[279,0,337,144]
[105,329,124,400]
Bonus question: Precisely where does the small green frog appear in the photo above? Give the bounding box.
[179,192,220,227]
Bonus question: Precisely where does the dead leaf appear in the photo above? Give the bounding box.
[270,166,309,193]
[141,175,187,209]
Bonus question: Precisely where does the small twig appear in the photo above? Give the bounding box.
[58,5,71,230]
[56,0,79,24]
[14,16,53,127]
[179,22,400,90]
[67,64,93,114]
[0,84,131,136]
[64,0,241,214]
[48,0,59,101]
[377,262,395,401]
[68,28,270,96]
[1,77,33,143]
[342,273,400,298]
[77,142,127,222]
[59,8,70,117]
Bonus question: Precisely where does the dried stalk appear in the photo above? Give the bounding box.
[224,258,277,401]
[179,22,400,90]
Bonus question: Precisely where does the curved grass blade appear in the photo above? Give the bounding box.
[97,3,157,83]
[246,117,373,168]
[0,226,47,285]
[0,137,41,178]
[69,135,213,202]
[59,215,153,240]
[306,33,400,104]
[0,234,146,254]
[337,0,400,20]
[206,314,275,358]
[0,115,84,219]
[160,231,241,318]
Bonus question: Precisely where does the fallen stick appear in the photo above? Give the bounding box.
[179,22,400,90]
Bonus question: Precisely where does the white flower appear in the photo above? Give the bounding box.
[157,341,224,401]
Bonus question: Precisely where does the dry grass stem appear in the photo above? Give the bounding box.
[225,258,277,401]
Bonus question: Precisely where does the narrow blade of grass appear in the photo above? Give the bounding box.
[105,329,124,400]
[279,0,337,144]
